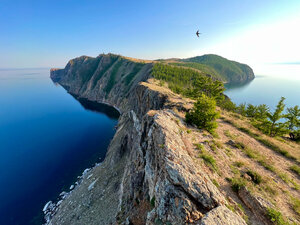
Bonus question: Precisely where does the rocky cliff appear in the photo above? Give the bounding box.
[47,54,248,224]
[47,54,299,225]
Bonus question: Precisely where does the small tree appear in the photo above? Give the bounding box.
[236,103,247,116]
[266,97,287,137]
[186,94,219,133]
[255,104,269,121]
[285,105,300,140]
[246,104,257,118]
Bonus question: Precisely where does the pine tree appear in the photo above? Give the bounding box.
[186,94,219,133]
[255,104,269,121]
[285,105,300,140]
[266,97,287,137]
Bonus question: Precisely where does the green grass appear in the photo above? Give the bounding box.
[243,147,257,159]
[262,184,278,196]
[232,141,246,150]
[290,196,300,215]
[104,59,123,94]
[169,62,223,81]
[124,63,143,85]
[199,152,218,171]
[230,177,246,192]
[257,159,276,172]
[230,164,240,175]
[233,161,244,168]
[212,139,223,148]
[267,208,290,225]
[181,54,253,83]
[277,173,299,190]
[224,129,234,139]
[290,165,300,176]
[246,169,262,184]
[278,173,290,184]
[92,56,118,88]
[223,118,297,161]
[212,179,220,188]
[194,143,204,151]
[70,56,101,86]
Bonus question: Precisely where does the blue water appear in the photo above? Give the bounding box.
[225,64,300,110]
[0,69,119,225]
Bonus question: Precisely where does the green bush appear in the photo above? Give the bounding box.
[186,94,219,133]
[230,177,246,192]
[267,208,289,225]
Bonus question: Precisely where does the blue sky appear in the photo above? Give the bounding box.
[1,0,300,68]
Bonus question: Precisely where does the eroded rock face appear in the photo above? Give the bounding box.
[238,187,274,225]
[200,206,247,225]
[48,55,247,225]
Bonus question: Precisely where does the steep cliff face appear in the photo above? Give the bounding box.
[47,54,249,225]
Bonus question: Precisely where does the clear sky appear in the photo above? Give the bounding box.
[1,0,300,69]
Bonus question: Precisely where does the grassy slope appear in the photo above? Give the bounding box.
[146,79,300,224]
[179,54,254,83]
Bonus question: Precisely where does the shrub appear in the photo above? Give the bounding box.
[246,169,262,184]
[186,94,219,133]
[267,208,289,225]
[230,177,246,192]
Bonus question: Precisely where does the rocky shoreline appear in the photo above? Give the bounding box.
[43,162,102,224]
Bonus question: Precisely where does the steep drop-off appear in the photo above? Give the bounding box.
[47,54,248,224]
[47,54,299,225]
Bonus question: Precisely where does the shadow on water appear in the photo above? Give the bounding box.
[224,79,254,91]
[51,80,120,119]
[74,96,120,119]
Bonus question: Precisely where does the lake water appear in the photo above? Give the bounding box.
[225,64,300,110]
[0,68,119,225]
[1,65,299,225]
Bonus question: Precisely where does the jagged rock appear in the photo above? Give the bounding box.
[238,187,274,225]
[46,55,249,225]
[200,206,247,225]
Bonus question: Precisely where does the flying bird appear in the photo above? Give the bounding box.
[196,30,201,37]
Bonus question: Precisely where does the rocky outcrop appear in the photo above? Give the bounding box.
[47,54,247,224]
[238,187,274,225]
[200,206,247,225]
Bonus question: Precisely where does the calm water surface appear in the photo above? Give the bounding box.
[0,68,119,225]
[225,64,300,110]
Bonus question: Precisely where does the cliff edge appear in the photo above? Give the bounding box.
[47,54,299,225]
